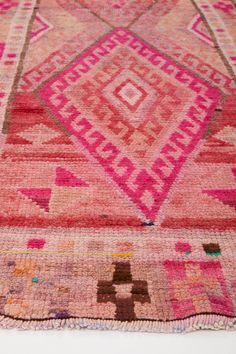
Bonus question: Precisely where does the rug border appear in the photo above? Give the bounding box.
[0,314,235,333]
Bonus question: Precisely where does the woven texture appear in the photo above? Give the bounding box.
[0,0,236,332]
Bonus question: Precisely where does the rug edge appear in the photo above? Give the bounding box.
[0,315,235,333]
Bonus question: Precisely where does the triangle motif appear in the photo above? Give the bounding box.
[18,188,51,212]
[203,189,236,210]
[214,126,236,147]
[55,167,89,187]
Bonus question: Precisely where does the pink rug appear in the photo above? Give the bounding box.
[0,0,235,332]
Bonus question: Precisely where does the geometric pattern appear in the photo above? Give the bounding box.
[39,29,220,221]
[18,188,52,213]
[97,261,150,321]
[0,0,236,332]
[188,14,214,47]
[77,0,154,27]
[203,189,236,210]
[131,0,236,95]
[55,167,89,187]
[30,13,53,44]
[164,260,234,318]
[17,123,59,145]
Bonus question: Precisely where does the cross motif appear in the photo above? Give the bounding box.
[97,261,150,321]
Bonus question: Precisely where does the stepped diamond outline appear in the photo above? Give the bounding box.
[39,29,221,221]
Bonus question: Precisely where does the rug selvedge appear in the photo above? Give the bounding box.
[0,0,236,332]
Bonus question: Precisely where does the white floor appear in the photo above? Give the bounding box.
[0,329,235,354]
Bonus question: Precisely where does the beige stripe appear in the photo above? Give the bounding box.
[0,0,37,148]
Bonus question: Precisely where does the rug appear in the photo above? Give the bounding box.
[0,0,235,333]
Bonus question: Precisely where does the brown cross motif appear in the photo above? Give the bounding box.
[97,261,150,321]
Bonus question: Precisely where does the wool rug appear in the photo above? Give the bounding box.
[0,0,235,333]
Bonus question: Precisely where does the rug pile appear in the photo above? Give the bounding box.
[0,0,235,332]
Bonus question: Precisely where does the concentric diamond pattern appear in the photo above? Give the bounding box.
[39,29,220,221]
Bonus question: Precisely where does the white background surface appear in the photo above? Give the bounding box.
[0,329,235,354]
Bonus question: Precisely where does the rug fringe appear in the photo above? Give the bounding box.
[0,315,235,333]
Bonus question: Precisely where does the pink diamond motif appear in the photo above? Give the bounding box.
[102,67,156,129]
[39,29,221,221]
[114,79,147,112]
[18,123,59,145]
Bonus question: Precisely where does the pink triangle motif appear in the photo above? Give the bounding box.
[18,188,51,212]
[203,189,236,210]
[55,167,89,187]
